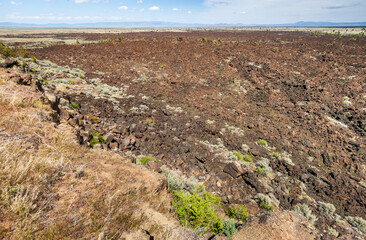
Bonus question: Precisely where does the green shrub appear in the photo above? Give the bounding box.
[172,190,223,234]
[259,201,274,211]
[255,158,272,176]
[161,167,184,192]
[16,45,30,58]
[326,227,339,237]
[257,194,275,211]
[31,56,37,63]
[292,204,317,224]
[226,205,249,222]
[136,156,157,166]
[243,154,253,162]
[70,103,79,109]
[318,201,336,216]
[233,151,243,161]
[89,132,106,147]
[269,152,280,159]
[346,216,366,233]
[257,139,268,147]
[255,166,263,174]
[223,220,237,238]
[0,42,15,57]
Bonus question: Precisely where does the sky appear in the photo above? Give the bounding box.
[0,0,365,25]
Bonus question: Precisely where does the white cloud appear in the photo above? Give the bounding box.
[187,10,192,14]
[10,1,22,6]
[72,0,105,3]
[240,11,246,14]
[7,13,124,21]
[172,8,180,12]
[149,6,160,11]
[137,0,143,4]
[118,6,128,10]
[73,0,89,3]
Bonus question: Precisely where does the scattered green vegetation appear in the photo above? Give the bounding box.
[243,154,253,162]
[226,205,249,222]
[255,158,272,176]
[86,114,101,124]
[292,204,317,225]
[311,31,322,36]
[346,216,366,233]
[223,220,237,238]
[89,132,106,147]
[75,39,80,45]
[233,151,243,161]
[16,45,30,58]
[255,166,263,174]
[116,36,125,42]
[0,42,15,57]
[172,190,223,234]
[272,47,279,53]
[145,117,155,127]
[269,152,280,159]
[253,41,259,46]
[201,37,213,43]
[70,103,79,109]
[161,167,184,192]
[257,194,275,211]
[257,139,268,147]
[135,156,157,166]
[326,227,339,238]
[31,56,37,63]
[318,201,336,217]
[348,37,356,42]
[259,201,275,211]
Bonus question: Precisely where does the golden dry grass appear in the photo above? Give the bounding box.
[0,68,205,240]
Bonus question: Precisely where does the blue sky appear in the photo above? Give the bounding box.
[0,0,365,24]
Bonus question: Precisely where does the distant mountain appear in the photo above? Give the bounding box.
[0,21,365,28]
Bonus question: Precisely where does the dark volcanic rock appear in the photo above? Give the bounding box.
[223,162,245,178]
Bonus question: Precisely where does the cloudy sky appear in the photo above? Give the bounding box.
[1,0,365,24]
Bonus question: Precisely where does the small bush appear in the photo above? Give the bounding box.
[70,103,79,109]
[233,151,243,161]
[16,45,30,58]
[292,204,317,225]
[318,201,336,216]
[269,152,280,159]
[257,139,268,147]
[226,205,249,222]
[136,156,157,166]
[89,132,106,147]
[31,56,37,63]
[243,154,253,162]
[223,220,237,238]
[0,42,15,57]
[346,216,366,233]
[326,227,339,237]
[257,194,275,211]
[272,47,279,53]
[172,190,223,234]
[259,201,274,211]
[161,167,184,192]
[255,166,263,174]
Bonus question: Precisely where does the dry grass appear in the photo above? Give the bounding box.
[0,68,207,240]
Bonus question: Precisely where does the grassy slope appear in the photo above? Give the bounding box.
[0,68,202,239]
